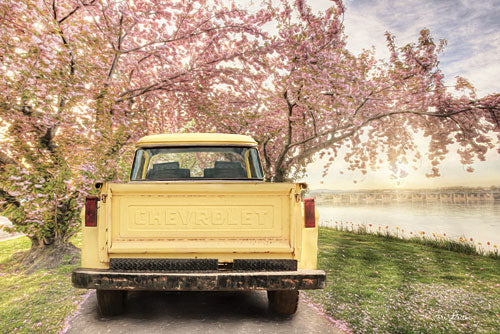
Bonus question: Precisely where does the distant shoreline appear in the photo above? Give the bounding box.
[309,186,500,193]
[312,188,500,205]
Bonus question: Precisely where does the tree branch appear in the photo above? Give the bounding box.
[262,138,272,173]
[286,106,478,168]
[0,152,16,169]
[273,90,296,174]
[57,0,97,24]
[107,14,124,80]
[39,127,57,154]
[115,72,189,103]
[121,24,256,54]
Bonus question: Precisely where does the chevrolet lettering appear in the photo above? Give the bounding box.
[129,206,273,228]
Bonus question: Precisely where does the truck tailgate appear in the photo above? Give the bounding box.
[98,183,302,261]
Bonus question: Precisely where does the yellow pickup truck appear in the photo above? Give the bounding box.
[72,133,325,316]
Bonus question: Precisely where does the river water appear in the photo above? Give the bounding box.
[317,202,500,249]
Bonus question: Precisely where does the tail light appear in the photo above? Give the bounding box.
[304,198,316,228]
[85,196,98,227]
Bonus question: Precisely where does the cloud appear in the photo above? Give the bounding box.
[342,8,390,59]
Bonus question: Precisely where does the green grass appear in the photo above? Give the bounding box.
[328,222,499,258]
[0,235,86,333]
[305,228,500,334]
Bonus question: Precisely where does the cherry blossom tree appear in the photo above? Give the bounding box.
[0,0,271,252]
[183,0,500,182]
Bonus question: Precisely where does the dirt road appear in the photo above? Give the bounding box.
[66,290,345,334]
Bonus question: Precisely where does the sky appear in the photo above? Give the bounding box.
[297,0,500,190]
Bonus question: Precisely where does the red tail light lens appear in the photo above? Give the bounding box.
[304,198,316,228]
[85,196,98,227]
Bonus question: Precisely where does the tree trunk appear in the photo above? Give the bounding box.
[21,241,80,273]
[29,236,41,248]
[272,168,288,183]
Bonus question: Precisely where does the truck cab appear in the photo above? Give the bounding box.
[72,133,325,316]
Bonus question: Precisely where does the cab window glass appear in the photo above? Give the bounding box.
[130,147,264,181]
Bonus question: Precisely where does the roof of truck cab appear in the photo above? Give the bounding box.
[136,133,258,147]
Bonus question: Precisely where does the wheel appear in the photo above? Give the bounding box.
[267,290,299,315]
[96,289,127,316]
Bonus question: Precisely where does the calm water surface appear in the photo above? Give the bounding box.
[317,202,500,247]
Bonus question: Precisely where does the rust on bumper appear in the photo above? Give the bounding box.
[72,268,325,291]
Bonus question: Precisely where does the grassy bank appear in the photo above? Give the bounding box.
[305,227,500,334]
[0,236,86,333]
[323,220,499,258]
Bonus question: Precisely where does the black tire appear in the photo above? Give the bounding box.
[96,289,127,316]
[267,290,299,315]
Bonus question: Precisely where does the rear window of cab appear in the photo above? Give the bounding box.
[130,146,264,181]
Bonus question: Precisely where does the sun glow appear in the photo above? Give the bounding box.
[389,161,410,186]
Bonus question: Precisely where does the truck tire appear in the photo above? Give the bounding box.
[96,289,127,316]
[267,290,299,315]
